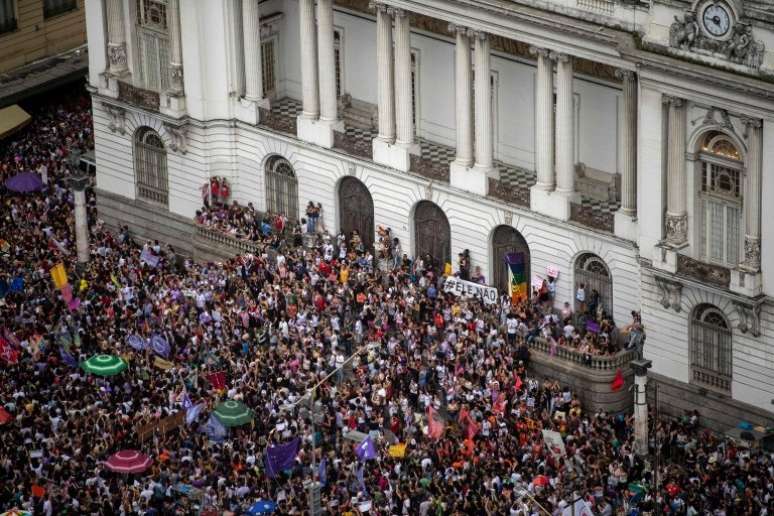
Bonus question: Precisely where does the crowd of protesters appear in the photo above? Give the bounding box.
[0,87,772,515]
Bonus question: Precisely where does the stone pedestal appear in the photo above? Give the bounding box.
[652,244,680,274]
[529,186,576,221]
[297,116,341,148]
[450,160,486,196]
[372,138,411,172]
[730,269,763,297]
[614,211,638,241]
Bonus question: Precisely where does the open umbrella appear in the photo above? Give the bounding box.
[4,172,43,193]
[1,509,32,516]
[82,354,127,376]
[105,450,152,474]
[0,406,12,425]
[532,475,550,487]
[247,500,277,514]
[213,400,253,427]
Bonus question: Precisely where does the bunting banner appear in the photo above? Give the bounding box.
[504,252,528,305]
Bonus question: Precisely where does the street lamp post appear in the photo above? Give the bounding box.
[67,150,90,266]
[631,358,653,456]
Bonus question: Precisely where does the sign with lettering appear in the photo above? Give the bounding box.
[443,276,498,305]
[546,265,559,278]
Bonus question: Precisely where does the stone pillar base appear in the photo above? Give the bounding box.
[730,269,763,297]
[102,75,122,99]
[235,97,271,125]
[450,160,486,196]
[372,137,411,172]
[297,116,340,148]
[652,243,680,274]
[161,93,187,118]
[614,210,638,241]
[529,186,577,221]
[396,140,421,156]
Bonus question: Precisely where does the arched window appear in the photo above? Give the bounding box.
[698,131,743,267]
[574,253,612,317]
[133,127,168,205]
[265,156,298,219]
[690,304,732,393]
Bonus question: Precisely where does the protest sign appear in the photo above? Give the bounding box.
[443,276,498,305]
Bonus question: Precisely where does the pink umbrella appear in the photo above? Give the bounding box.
[532,475,550,487]
[105,450,152,474]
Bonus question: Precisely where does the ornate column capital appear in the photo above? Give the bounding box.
[448,23,473,37]
[472,30,488,42]
[550,51,571,63]
[615,69,636,82]
[391,7,408,18]
[528,46,551,59]
[663,95,685,108]
[742,117,763,130]
[743,237,761,271]
[368,1,390,13]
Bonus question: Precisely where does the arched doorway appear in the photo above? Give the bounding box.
[338,176,374,251]
[574,253,612,316]
[414,201,450,267]
[491,225,530,295]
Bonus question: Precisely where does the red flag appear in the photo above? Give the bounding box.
[610,369,624,392]
[0,337,19,365]
[427,405,444,440]
[514,374,523,391]
[206,371,227,391]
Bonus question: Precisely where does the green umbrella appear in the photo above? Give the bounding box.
[82,354,127,376]
[214,400,253,427]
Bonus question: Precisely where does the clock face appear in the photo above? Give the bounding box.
[702,3,732,37]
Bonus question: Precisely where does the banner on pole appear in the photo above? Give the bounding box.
[504,252,527,304]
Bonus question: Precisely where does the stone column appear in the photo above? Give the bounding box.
[473,31,493,172]
[374,3,395,142]
[631,359,652,457]
[743,118,762,271]
[665,96,687,246]
[394,9,414,149]
[451,25,473,168]
[105,0,127,76]
[242,0,264,102]
[70,175,90,264]
[617,70,637,217]
[554,53,575,195]
[317,0,338,124]
[530,47,554,191]
[167,0,184,94]
[299,0,320,119]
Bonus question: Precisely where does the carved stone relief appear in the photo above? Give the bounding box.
[670,12,765,69]
[655,277,683,312]
[734,301,761,337]
[163,123,188,154]
[103,103,127,135]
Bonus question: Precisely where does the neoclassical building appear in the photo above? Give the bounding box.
[85,0,774,428]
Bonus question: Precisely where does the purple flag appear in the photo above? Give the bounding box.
[355,436,377,462]
[265,437,301,478]
[356,463,368,494]
[586,320,600,334]
[151,334,170,357]
[59,347,77,368]
[318,457,327,486]
[127,334,147,351]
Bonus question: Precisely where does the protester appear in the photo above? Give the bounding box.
[1,87,771,516]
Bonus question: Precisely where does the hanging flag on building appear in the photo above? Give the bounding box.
[610,368,624,392]
[504,252,527,304]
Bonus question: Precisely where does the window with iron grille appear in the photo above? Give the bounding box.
[44,0,76,19]
[261,39,277,99]
[698,132,743,267]
[334,30,342,98]
[0,0,16,34]
[690,304,732,394]
[134,127,168,206]
[574,253,612,317]
[136,0,170,92]
[265,156,297,219]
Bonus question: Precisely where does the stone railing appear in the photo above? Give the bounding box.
[677,254,730,289]
[333,130,373,160]
[259,108,297,135]
[488,177,530,207]
[118,81,160,111]
[194,225,262,256]
[570,202,614,233]
[529,338,639,371]
[410,155,450,182]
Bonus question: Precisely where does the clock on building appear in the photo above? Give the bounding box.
[697,1,735,39]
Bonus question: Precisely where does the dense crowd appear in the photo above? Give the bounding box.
[1,87,772,515]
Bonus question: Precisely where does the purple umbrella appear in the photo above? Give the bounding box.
[5,172,43,193]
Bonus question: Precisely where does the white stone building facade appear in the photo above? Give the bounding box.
[85,0,774,428]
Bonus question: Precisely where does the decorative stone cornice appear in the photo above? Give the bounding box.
[655,276,683,312]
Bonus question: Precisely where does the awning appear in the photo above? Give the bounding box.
[0,105,31,140]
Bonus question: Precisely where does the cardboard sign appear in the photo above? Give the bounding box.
[443,276,498,305]
[546,265,560,278]
[136,411,186,442]
[542,429,567,459]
